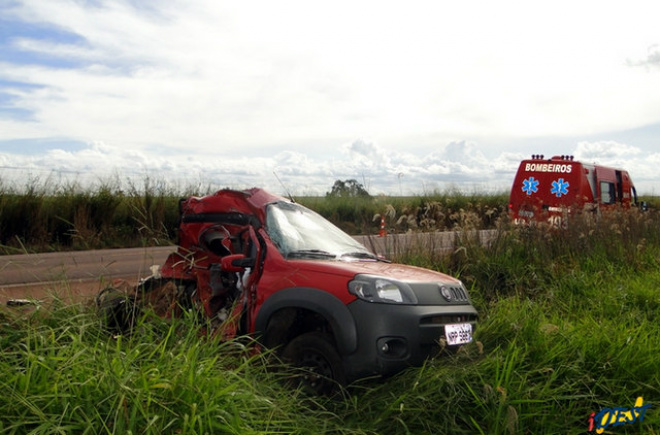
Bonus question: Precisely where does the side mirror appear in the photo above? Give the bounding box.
[220,254,255,272]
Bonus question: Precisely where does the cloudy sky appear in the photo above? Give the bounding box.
[1,0,659,196]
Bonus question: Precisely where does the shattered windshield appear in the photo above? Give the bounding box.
[266,202,375,260]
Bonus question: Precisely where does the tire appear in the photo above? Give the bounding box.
[281,332,347,395]
[96,287,139,334]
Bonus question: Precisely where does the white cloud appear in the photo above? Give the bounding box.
[3,135,660,195]
[3,0,659,148]
[0,139,516,195]
[574,141,642,162]
[343,140,392,173]
[1,0,659,194]
[627,44,660,69]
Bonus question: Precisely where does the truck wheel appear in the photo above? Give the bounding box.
[281,332,346,395]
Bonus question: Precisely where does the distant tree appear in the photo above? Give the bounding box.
[326,179,370,198]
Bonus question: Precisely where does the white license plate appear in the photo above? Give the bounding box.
[445,323,473,345]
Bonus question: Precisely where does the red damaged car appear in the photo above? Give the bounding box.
[99,188,478,393]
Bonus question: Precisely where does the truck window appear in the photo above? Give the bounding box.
[616,171,624,203]
[600,181,615,204]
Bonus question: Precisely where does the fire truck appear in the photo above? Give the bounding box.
[508,154,641,226]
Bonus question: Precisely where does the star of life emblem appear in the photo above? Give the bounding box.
[551,178,569,197]
[522,177,539,195]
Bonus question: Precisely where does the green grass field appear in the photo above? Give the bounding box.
[2,203,659,434]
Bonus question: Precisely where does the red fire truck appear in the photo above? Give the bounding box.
[508,154,640,226]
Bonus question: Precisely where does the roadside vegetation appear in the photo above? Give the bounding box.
[0,176,514,254]
[2,190,659,433]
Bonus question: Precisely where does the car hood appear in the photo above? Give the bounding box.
[287,258,461,285]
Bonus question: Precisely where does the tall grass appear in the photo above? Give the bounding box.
[4,173,656,254]
[298,189,508,235]
[2,207,660,434]
[1,177,511,254]
[0,304,356,434]
[0,177,197,254]
[323,209,660,435]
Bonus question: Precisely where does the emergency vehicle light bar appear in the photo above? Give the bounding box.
[531,154,574,161]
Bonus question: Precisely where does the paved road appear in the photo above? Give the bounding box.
[0,246,174,304]
[1,246,174,286]
[0,231,494,304]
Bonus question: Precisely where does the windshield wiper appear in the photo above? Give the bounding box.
[286,249,337,259]
[340,251,379,260]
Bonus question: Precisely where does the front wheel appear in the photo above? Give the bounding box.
[281,332,347,395]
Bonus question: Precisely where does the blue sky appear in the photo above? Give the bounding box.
[1,0,659,195]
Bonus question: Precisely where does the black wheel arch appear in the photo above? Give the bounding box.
[254,287,358,355]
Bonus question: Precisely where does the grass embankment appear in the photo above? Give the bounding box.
[2,209,659,434]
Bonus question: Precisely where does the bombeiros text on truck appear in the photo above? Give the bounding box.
[509,154,644,227]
